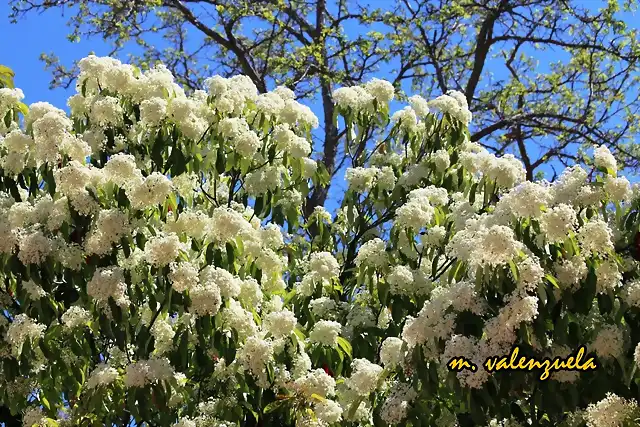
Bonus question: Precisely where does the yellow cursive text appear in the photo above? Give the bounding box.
[483,346,598,380]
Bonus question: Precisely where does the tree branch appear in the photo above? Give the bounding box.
[167,0,267,92]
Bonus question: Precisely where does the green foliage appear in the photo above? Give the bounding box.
[0,65,16,89]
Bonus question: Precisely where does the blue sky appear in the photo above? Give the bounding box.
[0,3,107,106]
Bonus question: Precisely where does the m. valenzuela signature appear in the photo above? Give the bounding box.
[447,346,598,380]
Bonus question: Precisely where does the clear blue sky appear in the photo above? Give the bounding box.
[0,3,110,107]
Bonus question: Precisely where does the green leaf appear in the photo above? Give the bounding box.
[272,205,285,226]
[98,313,115,339]
[508,260,518,281]
[263,399,287,414]
[0,64,16,88]
[626,363,637,388]
[241,401,259,421]
[468,182,478,205]
[71,364,85,385]
[178,330,189,369]
[347,396,364,421]
[311,393,327,403]
[38,342,53,361]
[545,274,559,289]
[121,236,131,258]
[226,242,236,270]
[17,102,28,116]
[448,260,463,284]
[443,172,454,192]
[202,315,212,339]
[171,145,187,176]
[346,203,355,225]
[573,267,597,314]
[81,79,88,97]
[254,196,264,217]
[597,292,613,314]
[336,336,352,358]
[152,132,165,170]
[205,243,215,266]
[108,298,123,324]
[377,280,390,306]
[554,314,569,344]
[41,396,51,410]
[537,282,547,306]
[136,232,147,249]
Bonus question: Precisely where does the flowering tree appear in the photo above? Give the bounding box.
[8,0,640,207]
[1,56,640,427]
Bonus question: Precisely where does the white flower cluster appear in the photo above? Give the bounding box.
[0,87,24,115]
[308,252,340,281]
[124,358,175,387]
[86,363,120,389]
[402,281,485,353]
[309,297,339,320]
[236,336,274,387]
[263,309,297,338]
[584,392,638,427]
[345,358,383,396]
[447,221,523,268]
[61,306,92,329]
[622,280,640,307]
[428,90,472,124]
[394,188,436,231]
[5,314,46,357]
[386,265,415,296]
[87,266,129,307]
[593,145,617,174]
[355,238,388,269]
[190,280,223,317]
[540,203,577,243]
[459,143,525,188]
[21,280,46,300]
[151,318,176,355]
[590,324,624,361]
[313,398,343,425]
[487,418,524,427]
[380,337,405,368]
[345,166,396,193]
[22,407,47,427]
[332,78,395,113]
[380,382,417,425]
[309,320,342,347]
[293,368,336,398]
